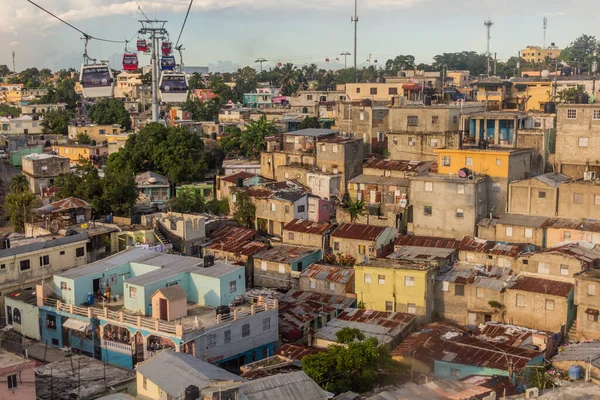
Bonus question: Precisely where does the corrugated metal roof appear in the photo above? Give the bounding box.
[394,235,460,249]
[275,344,325,361]
[459,236,533,257]
[0,232,89,259]
[366,380,491,400]
[283,219,332,235]
[551,342,600,363]
[283,128,337,137]
[56,248,154,279]
[238,371,331,400]
[153,285,187,301]
[533,173,571,187]
[299,263,354,284]
[254,245,320,264]
[363,158,434,173]
[388,246,456,262]
[46,196,92,211]
[508,276,573,297]
[220,171,257,184]
[135,171,169,186]
[348,174,409,187]
[542,217,600,233]
[331,223,387,241]
[208,225,266,257]
[478,214,549,228]
[536,242,600,263]
[137,350,243,397]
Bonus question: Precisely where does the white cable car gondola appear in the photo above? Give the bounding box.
[159,72,189,103]
[80,63,114,98]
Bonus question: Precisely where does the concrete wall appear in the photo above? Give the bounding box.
[0,359,37,400]
[477,222,545,248]
[316,139,364,194]
[557,181,600,220]
[4,298,40,340]
[509,179,558,217]
[555,105,600,178]
[517,253,586,283]
[331,227,397,262]
[505,289,573,332]
[254,250,321,290]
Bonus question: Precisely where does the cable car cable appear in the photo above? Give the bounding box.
[134,0,149,20]
[175,0,194,48]
[25,0,131,44]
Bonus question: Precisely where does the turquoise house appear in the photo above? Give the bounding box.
[10,146,43,166]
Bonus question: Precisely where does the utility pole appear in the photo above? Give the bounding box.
[139,20,168,123]
[340,52,351,69]
[543,16,548,49]
[484,16,494,77]
[255,58,267,73]
[12,51,15,73]
[351,0,358,71]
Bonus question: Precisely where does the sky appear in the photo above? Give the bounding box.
[1,0,598,73]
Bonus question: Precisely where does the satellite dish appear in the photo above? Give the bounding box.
[541,70,550,78]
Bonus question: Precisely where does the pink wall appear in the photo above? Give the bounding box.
[0,361,37,400]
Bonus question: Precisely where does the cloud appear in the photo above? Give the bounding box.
[7,41,19,47]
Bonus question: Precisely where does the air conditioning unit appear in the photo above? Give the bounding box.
[482,392,496,400]
[584,171,596,181]
[525,387,539,398]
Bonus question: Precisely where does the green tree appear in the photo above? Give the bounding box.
[188,72,204,90]
[0,104,21,118]
[38,77,80,109]
[76,132,92,145]
[88,98,132,130]
[208,75,234,103]
[239,117,278,159]
[4,191,38,233]
[9,175,30,194]
[0,65,11,77]
[298,116,320,130]
[182,97,220,122]
[169,187,205,213]
[233,191,255,228]
[54,173,82,199]
[560,34,600,70]
[557,84,586,103]
[41,108,72,135]
[235,66,258,102]
[384,55,416,75]
[206,198,230,215]
[302,327,404,394]
[101,165,138,216]
[343,198,365,223]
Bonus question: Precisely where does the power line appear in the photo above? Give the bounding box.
[175,0,194,48]
[134,0,149,20]
[25,0,129,44]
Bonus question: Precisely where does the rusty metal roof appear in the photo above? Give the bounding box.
[535,242,600,263]
[254,245,321,264]
[220,171,258,184]
[508,276,573,297]
[280,290,355,310]
[299,263,354,284]
[475,322,552,349]
[331,223,387,241]
[364,158,434,173]
[542,218,600,233]
[278,298,337,333]
[395,235,460,249]
[388,246,456,262]
[459,236,533,257]
[283,219,332,235]
[391,322,542,373]
[275,344,325,361]
[208,225,267,257]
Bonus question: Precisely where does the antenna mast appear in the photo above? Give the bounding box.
[12,51,15,73]
[484,16,494,76]
[543,16,547,49]
[351,0,358,72]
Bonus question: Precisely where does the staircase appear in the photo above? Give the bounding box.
[154,230,168,246]
[567,322,578,341]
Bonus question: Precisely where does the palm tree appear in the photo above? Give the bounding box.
[10,174,30,194]
[344,198,365,223]
[240,117,278,159]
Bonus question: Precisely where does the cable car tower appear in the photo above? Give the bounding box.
[138,20,168,123]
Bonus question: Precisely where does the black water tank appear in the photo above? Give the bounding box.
[458,168,470,178]
[216,305,230,316]
[478,139,488,149]
[544,102,556,114]
[236,177,244,187]
[424,96,432,106]
[575,94,584,104]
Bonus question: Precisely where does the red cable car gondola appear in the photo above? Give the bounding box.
[161,41,172,55]
[325,58,329,62]
[136,39,148,52]
[123,53,139,71]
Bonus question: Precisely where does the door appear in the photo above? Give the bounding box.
[268,220,274,234]
[467,312,477,329]
[159,298,168,321]
[6,306,11,325]
[93,278,100,294]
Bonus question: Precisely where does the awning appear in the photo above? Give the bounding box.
[403,84,421,90]
[586,308,600,315]
[63,318,92,332]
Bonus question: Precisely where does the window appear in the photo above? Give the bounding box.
[0,264,4,270]
[567,109,577,119]
[560,265,569,276]
[521,228,533,239]
[19,260,30,271]
[545,299,555,311]
[405,276,415,287]
[476,287,485,298]
[385,301,393,311]
[442,156,451,166]
[453,115,458,124]
[407,116,418,126]
[378,274,386,284]
[364,273,372,283]
[407,303,416,314]
[39,255,50,267]
[261,260,267,271]
[288,232,295,241]
[359,111,365,120]
[334,241,340,251]
[408,137,416,146]
[358,245,366,255]
[309,279,316,289]
[306,94,313,100]
[505,226,513,237]
[230,280,237,293]
[588,313,598,322]
[516,294,525,307]
[297,205,305,213]
[588,283,597,296]
[564,231,572,240]
[465,157,473,166]
[442,281,449,292]
[60,250,66,255]
[46,314,57,330]
[329,282,335,290]
[430,138,438,148]
[594,110,600,120]
[522,259,529,265]
[278,263,286,274]
[143,376,147,390]
[207,334,217,347]
[224,330,231,343]
[370,87,377,95]
[356,87,361,93]
[263,317,271,331]
[538,262,550,274]
[129,287,137,299]
[332,144,338,152]
[271,203,276,212]
[378,132,385,142]
[424,182,433,192]
[579,137,589,147]
[454,284,465,296]
[595,195,600,205]
[496,158,502,166]
[76,247,84,258]
[450,368,461,378]
[424,206,432,216]
[456,208,464,218]
[7,374,17,390]
[492,183,501,192]
[432,115,439,124]
[573,193,584,204]
[242,324,250,337]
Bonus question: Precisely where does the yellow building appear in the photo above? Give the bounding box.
[0,84,23,104]
[106,133,131,154]
[114,72,142,98]
[510,78,553,111]
[52,144,109,165]
[521,45,561,64]
[354,257,445,323]
[68,124,123,143]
